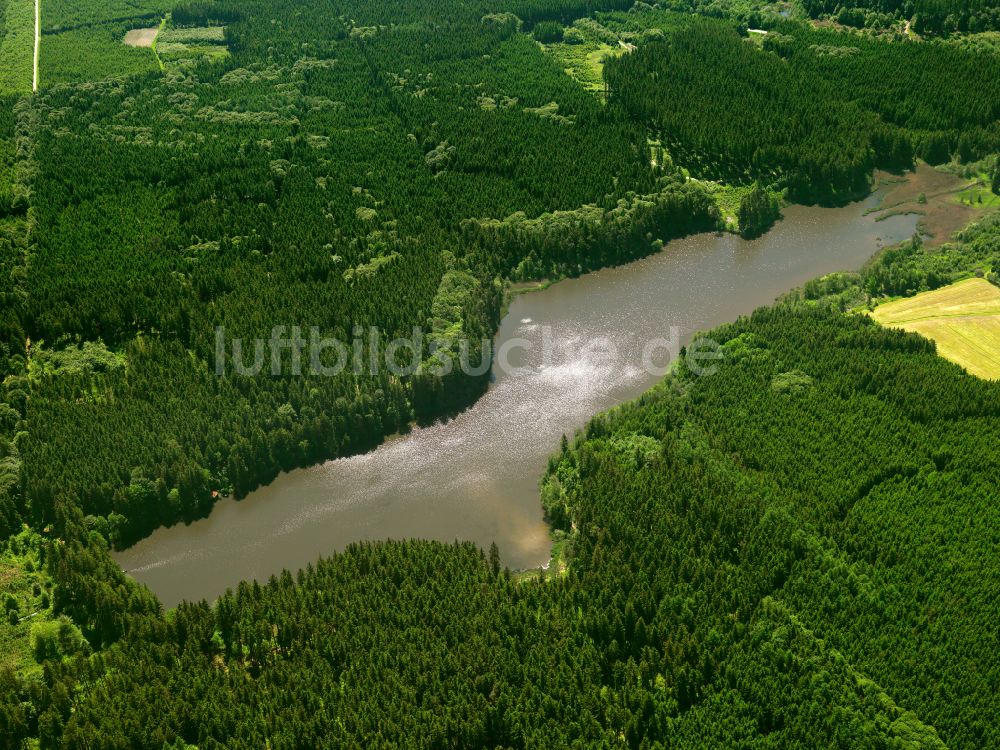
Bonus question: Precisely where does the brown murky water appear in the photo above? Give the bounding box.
[116,195,919,607]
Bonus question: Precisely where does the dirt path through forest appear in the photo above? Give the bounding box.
[32,0,39,91]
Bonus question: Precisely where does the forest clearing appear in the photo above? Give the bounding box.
[871,277,1000,379]
[122,26,158,48]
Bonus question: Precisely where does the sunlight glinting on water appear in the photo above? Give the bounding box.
[115,194,920,607]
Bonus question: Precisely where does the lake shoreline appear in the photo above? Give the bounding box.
[116,179,923,608]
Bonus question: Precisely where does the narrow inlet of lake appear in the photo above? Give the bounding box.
[116,193,920,607]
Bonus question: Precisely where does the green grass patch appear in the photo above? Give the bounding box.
[686,180,784,234]
[952,176,1000,209]
[545,40,624,99]
[541,18,625,101]
[707,183,751,231]
[0,0,35,94]
[150,14,166,70]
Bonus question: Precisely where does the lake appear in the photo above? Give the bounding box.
[116,193,919,607]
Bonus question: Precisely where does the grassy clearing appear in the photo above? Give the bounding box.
[122,26,158,48]
[158,25,224,44]
[706,183,753,231]
[871,277,1000,380]
[693,181,782,234]
[545,40,624,98]
[953,177,1000,210]
[0,0,35,94]
[541,19,625,101]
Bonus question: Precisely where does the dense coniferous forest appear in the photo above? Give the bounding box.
[6,0,999,544]
[3,0,751,547]
[737,182,781,238]
[2,0,1000,745]
[5,215,1000,748]
[603,11,1000,200]
[606,19,880,201]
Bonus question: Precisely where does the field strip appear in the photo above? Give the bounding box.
[944,325,1000,371]
[870,278,1000,380]
[884,312,1000,324]
[32,0,38,91]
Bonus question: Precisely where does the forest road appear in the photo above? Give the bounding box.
[32,0,39,91]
